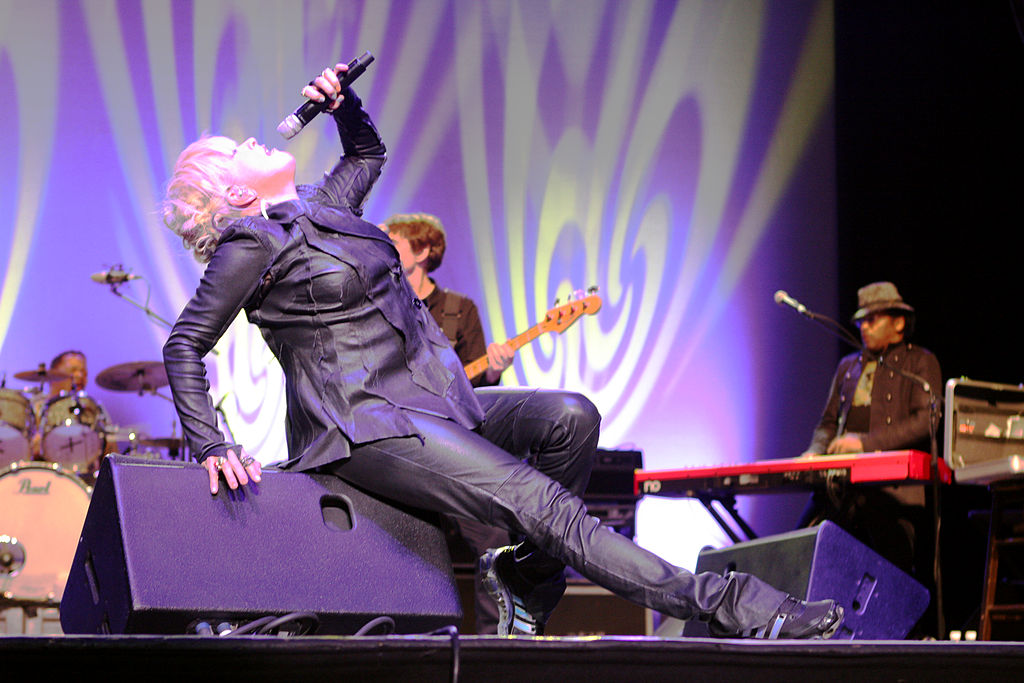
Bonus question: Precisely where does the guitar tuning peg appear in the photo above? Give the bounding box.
[587,285,599,294]
[553,297,561,306]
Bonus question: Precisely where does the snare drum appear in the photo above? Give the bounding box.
[40,392,108,471]
[0,388,35,468]
[0,462,92,603]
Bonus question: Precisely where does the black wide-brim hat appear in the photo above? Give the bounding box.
[851,281,915,322]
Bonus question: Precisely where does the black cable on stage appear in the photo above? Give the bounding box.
[226,615,276,635]
[255,612,319,636]
[352,615,396,636]
[193,612,320,637]
[430,625,461,683]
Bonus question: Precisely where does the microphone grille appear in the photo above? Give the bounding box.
[773,290,787,304]
[277,115,301,139]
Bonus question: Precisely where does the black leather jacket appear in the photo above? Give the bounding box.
[805,341,942,454]
[163,90,484,470]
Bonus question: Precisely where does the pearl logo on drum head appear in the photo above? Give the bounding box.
[17,477,53,495]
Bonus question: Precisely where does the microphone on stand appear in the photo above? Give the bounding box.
[773,290,810,317]
[90,268,141,284]
[772,289,862,349]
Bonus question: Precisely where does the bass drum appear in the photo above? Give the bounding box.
[0,462,92,603]
[0,388,35,468]
[40,392,108,472]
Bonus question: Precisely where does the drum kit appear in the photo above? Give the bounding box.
[1,360,181,609]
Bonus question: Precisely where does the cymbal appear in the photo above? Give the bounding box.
[95,361,168,392]
[13,365,70,383]
[137,437,182,449]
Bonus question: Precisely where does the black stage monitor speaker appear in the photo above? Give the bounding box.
[682,521,929,639]
[60,455,461,635]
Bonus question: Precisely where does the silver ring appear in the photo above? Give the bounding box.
[216,457,227,471]
[239,455,255,468]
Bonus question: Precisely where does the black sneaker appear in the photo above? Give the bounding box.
[479,546,545,636]
[748,596,844,639]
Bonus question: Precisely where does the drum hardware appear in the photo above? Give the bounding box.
[100,426,183,461]
[104,424,146,448]
[1,534,27,578]
[137,437,183,450]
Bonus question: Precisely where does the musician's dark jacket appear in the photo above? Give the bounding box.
[163,90,484,470]
[805,341,942,455]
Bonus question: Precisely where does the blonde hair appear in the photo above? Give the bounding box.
[162,135,246,263]
[383,213,447,272]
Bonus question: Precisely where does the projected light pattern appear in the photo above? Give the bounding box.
[0,2,835,548]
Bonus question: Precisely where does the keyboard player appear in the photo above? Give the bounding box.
[798,282,941,586]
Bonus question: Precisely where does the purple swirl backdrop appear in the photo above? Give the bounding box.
[0,0,837,567]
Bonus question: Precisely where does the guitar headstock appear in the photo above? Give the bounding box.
[541,289,602,334]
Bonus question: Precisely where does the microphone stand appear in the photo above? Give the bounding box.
[876,352,945,639]
[102,275,218,355]
[793,305,863,350]
[107,279,174,330]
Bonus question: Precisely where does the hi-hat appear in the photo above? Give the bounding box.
[95,361,168,393]
[13,364,70,383]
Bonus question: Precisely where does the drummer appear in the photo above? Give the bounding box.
[29,350,90,418]
[29,350,113,474]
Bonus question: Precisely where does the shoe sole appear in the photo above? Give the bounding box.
[479,550,514,636]
[479,549,540,636]
[818,605,844,639]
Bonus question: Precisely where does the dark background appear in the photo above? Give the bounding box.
[828,0,1024,634]
[835,0,1024,383]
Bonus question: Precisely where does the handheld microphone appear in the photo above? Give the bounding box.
[277,51,375,140]
[773,290,809,316]
[90,268,141,284]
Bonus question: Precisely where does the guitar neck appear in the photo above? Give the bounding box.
[463,325,541,381]
[462,293,602,382]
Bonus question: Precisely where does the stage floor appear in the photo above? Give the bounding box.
[3,634,1024,682]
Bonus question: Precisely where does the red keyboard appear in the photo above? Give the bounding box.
[633,450,951,497]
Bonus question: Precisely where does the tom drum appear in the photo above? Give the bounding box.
[40,392,108,472]
[0,389,34,468]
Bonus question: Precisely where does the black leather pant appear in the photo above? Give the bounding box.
[325,388,787,632]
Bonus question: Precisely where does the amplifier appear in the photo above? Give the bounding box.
[585,448,644,501]
[945,378,1024,484]
[584,448,643,537]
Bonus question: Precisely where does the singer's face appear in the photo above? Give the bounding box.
[857,312,905,352]
[227,137,296,191]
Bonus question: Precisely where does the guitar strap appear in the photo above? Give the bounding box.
[439,288,462,346]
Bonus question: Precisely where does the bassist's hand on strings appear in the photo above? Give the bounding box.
[484,342,515,383]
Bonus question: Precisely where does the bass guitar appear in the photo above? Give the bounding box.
[464,293,602,381]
